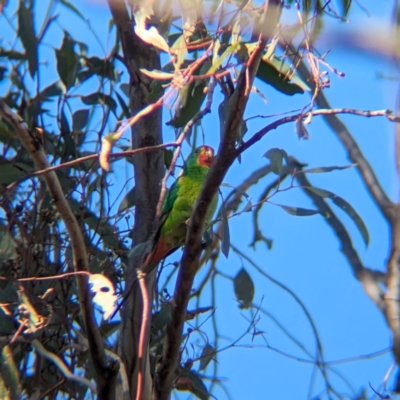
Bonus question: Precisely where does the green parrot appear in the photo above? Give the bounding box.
[143,145,217,273]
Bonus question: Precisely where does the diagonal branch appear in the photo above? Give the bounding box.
[0,100,118,397]
[153,2,282,398]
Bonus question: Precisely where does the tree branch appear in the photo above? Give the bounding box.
[239,108,396,155]
[153,2,281,398]
[0,99,118,398]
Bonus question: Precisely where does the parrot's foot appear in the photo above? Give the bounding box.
[185,218,191,227]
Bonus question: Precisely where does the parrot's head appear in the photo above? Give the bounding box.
[192,145,215,168]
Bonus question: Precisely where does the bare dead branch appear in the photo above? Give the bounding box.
[0,99,118,397]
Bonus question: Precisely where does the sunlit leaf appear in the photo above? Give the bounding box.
[166,61,210,127]
[305,186,369,246]
[18,1,38,78]
[0,345,21,399]
[134,11,170,53]
[140,69,174,80]
[56,33,79,89]
[234,267,254,308]
[89,274,117,320]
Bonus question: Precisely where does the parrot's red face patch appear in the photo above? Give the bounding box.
[198,146,214,167]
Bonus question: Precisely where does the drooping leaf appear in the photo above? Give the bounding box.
[219,96,247,140]
[115,92,130,119]
[0,159,33,185]
[128,241,148,258]
[305,186,369,246]
[118,186,135,213]
[72,109,90,132]
[17,1,38,78]
[234,267,254,309]
[81,93,117,113]
[0,229,16,262]
[39,81,64,98]
[279,205,320,216]
[60,109,77,159]
[199,343,216,371]
[59,0,86,21]
[164,149,174,169]
[264,148,288,175]
[256,57,307,96]
[221,203,230,258]
[83,56,118,81]
[56,33,79,90]
[119,83,130,97]
[178,368,210,400]
[0,66,7,82]
[295,117,310,139]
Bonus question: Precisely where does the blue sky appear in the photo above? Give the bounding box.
[1,0,399,399]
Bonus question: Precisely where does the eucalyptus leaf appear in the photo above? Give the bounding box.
[234,267,254,309]
[18,2,38,78]
[221,203,230,258]
[305,186,369,246]
[279,205,320,216]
